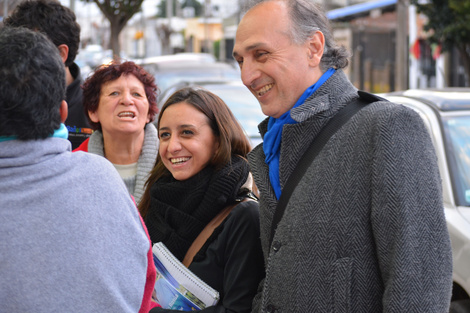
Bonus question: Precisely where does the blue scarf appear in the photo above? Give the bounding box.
[0,123,69,142]
[263,68,336,199]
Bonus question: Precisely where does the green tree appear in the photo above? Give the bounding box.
[157,0,203,18]
[82,0,144,58]
[412,0,470,85]
[181,0,203,16]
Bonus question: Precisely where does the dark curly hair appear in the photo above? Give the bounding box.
[0,27,65,140]
[82,61,159,131]
[4,0,81,67]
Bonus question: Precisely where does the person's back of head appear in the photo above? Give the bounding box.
[0,26,66,140]
[4,0,81,67]
[0,30,155,313]
[245,0,350,71]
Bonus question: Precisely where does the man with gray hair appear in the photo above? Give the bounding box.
[233,0,452,311]
[0,27,156,312]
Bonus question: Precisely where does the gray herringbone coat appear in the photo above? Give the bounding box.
[248,70,453,313]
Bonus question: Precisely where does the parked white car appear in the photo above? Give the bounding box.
[381,88,470,312]
[133,52,217,66]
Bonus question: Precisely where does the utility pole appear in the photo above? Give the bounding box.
[408,4,418,89]
[395,0,409,91]
[166,0,173,55]
[3,0,8,20]
[167,0,173,22]
[237,0,244,23]
[204,0,212,53]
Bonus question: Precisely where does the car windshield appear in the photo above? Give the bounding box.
[157,70,240,92]
[442,115,470,206]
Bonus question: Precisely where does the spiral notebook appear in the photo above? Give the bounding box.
[152,242,220,310]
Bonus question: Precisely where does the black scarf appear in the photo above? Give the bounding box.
[145,156,250,261]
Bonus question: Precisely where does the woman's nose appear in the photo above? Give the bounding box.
[167,136,182,153]
[120,92,134,105]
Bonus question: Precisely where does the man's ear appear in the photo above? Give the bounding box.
[57,44,69,64]
[306,31,325,67]
[60,100,68,123]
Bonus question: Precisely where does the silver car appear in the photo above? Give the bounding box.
[382,88,470,312]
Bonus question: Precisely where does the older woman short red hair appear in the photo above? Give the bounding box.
[75,60,159,205]
[83,61,158,130]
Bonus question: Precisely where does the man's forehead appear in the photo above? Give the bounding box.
[233,7,290,56]
[242,1,287,25]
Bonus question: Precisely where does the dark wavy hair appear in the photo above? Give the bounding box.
[82,61,159,131]
[0,27,66,140]
[138,87,252,217]
[4,0,81,67]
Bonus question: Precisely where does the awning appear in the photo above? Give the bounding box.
[327,0,397,21]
